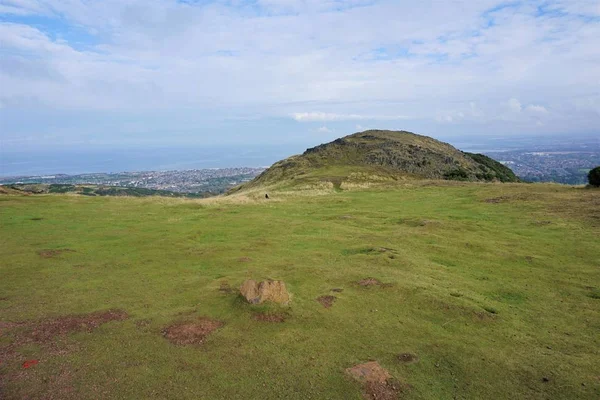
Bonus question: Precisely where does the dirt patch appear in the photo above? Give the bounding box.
[364,379,406,400]
[23,309,128,343]
[30,217,44,221]
[347,361,407,400]
[37,249,75,258]
[346,361,391,383]
[218,281,233,293]
[485,196,509,203]
[317,295,336,308]
[252,313,287,323]
[162,317,224,345]
[397,353,419,364]
[331,288,344,293]
[238,257,252,262]
[358,278,382,286]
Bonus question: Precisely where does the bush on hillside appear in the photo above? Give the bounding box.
[589,166,600,187]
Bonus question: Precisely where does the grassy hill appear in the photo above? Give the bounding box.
[0,181,598,399]
[233,130,518,193]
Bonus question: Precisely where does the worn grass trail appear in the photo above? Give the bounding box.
[0,183,599,399]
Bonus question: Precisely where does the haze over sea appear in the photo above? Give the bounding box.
[3,133,596,177]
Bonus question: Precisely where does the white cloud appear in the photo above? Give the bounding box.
[292,112,411,122]
[526,104,548,114]
[0,0,599,146]
[508,98,523,113]
[316,125,333,133]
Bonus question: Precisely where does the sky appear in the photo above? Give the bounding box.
[0,0,599,153]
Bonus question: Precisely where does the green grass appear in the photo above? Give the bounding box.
[0,183,599,399]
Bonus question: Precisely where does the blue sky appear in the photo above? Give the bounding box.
[0,0,599,152]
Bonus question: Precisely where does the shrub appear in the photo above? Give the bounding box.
[444,168,469,181]
[588,166,600,187]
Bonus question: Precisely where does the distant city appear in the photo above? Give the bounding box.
[489,150,599,184]
[1,135,598,191]
[0,167,265,194]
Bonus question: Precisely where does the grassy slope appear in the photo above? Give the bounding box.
[236,131,519,193]
[0,183,599,399]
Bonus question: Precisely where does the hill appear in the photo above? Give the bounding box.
[0,182,598,399]
[233,130,518,193]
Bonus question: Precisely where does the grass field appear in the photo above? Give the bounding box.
[1,182,599,399]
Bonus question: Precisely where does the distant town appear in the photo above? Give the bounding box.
[0,167,265,194]
[487,147,600,184]
[1,141,599,191]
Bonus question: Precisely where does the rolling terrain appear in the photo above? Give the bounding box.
[1,131,599,399]
[0,180,598,399]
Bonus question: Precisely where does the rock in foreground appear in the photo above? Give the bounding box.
[240,279,290,305]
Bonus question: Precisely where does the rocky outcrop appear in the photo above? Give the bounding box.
[239,279,290,305]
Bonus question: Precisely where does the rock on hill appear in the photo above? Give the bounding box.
[233,130,518,192]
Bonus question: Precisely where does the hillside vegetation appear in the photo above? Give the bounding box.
[234,130,518,193]
[0,181,598,399]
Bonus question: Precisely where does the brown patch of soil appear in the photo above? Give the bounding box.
[397,353,419,364]
[238,257,252,262]
[30,217,44,221]
[331,288,344,293]
[24,309,128,343]
[485,196,509,204]
[252,313,286,323]
[347,362,408,400]
[218,281,233,293]
[162,317,224,345]
[358,278,382,287]
[317,295,336,308]
[346,361,391,383]
[38,249,75,258]
[364,379,406,400]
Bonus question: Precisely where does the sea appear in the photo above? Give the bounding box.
[0,145,304,177]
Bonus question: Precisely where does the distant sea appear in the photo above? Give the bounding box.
[0,145,305,177]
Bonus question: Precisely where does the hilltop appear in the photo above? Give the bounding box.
[233,130,518,193]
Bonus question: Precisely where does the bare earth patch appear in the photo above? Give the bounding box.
[218,281,233,293]
[23,309,129,343]
[162,317,224,345]
[37,249,76,258]
[238,257,252,262]
[485,196,509,204]
[397,353,419,364]
[252,313,287,323]
[0,309,128,398]
[346,361,407,399]
[358,278,382,287]
[364,379,406,400]
[317,295,336,308]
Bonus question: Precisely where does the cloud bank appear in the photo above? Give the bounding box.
[0,0,599,148]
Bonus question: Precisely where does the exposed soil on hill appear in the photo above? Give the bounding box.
[162,318,224,345]
[38,249,76,258]
[397,353,419,364]
[317,295,336,308]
